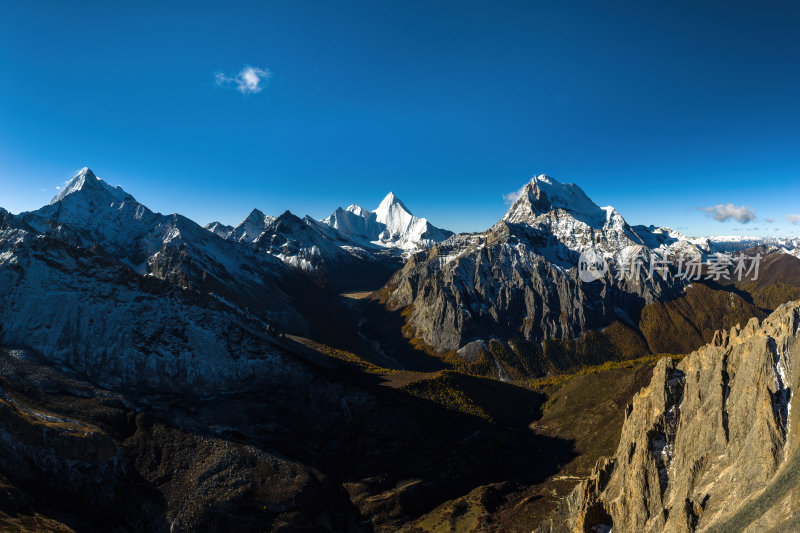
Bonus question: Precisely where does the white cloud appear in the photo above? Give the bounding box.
[215,65,272,94]
[765,217,775,224]
[787,214,800,225]
[699,203,756,223]
[502,185,526,205]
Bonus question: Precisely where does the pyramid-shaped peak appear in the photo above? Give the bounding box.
[376,191,412,217]
[229,208,275,243]
[522,174,568,197]
[244,208,267,221]
[77,166,96,179]
[50,167,130,205]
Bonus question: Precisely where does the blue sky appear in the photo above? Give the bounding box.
[1,1,798,236]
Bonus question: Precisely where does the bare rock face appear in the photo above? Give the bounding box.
[536,301,800,533]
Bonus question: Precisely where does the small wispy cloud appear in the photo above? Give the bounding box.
[698,203,756,223]
[215,65,272,94]
[765,217,775,224]
[502,185,526,205]
[787,214,800,225]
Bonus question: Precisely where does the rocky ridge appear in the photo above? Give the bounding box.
[536,301,800,532]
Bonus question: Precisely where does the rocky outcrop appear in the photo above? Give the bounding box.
[536,301,800,532]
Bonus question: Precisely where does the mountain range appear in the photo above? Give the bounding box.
[1,167,800,532]
[3,169,799,376]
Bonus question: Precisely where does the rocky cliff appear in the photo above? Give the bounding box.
[536,301,800,532]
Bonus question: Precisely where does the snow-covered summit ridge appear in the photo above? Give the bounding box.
[325,191,453,251]
[503,174,614,228]
[205,221,234,239]
[50,167,131,205]
[228,208,276,243]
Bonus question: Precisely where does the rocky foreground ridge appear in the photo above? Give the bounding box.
[536,301,800,533]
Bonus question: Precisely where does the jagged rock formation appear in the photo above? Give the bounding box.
[536,301,800,532]
[379,175,699,353]
[224,208,275,242]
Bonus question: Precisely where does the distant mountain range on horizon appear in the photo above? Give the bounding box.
[31,166,800,248]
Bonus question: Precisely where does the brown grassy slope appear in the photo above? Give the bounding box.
[744,251,800,286]
[638,283,767,354]
[401,370,547,423]
[738,281,800,311]
[601,320,650,359]
[732,252,800,311]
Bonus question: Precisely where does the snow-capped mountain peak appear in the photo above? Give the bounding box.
[205,221,234,239]
[229,208,275,243]
[345,204,369,217]
[323,193,453,252]
[375,191,412,218]
[372,192,430,247]
[244,208,267,224]
[503,174,608,228]
[50,167,132,206]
